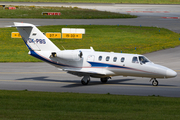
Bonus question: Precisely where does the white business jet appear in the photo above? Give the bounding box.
[14,22,177,86]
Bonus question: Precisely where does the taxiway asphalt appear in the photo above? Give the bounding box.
[0,56,179,97]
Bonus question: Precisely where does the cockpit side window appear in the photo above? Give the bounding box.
[139,56,150,64]
[132,57,139,63]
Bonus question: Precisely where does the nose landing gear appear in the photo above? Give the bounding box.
[150,78,159,86]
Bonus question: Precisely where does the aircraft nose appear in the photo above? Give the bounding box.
[166,69,177,78]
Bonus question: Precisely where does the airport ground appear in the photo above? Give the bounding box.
[0,2,180,120]
[0,2,180,97]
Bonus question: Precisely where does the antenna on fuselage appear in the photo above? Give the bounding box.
[90,46,95,51]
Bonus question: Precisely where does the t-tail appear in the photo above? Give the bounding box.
[14,22,60,52]
[14,22,82,67]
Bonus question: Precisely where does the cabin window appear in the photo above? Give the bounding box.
[106,56,110,61]
[98,56,102,61]
[132,57,139,63]
[121,57,125,62]
[113,57,117,62]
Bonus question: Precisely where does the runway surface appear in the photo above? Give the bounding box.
[0,2,180,97]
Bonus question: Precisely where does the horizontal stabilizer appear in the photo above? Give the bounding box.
[14,22,40,28]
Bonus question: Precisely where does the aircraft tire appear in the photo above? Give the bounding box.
[81,78,90,85]
[81,80,88,85]
[100,77,108,83]
[152,80,158,86]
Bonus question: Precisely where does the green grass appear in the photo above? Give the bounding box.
[0,90,180,120]
[0,6,136,19]
[0,0,180,4]
[0,25,179,62]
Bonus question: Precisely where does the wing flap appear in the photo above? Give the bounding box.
[63,68,115,78]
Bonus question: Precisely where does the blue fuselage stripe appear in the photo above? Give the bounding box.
[88,61,132,70]
[30,51,70,67]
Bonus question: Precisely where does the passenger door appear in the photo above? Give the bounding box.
[87,55,95,62]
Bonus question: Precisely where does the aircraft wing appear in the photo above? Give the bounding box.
[62,68,115,78]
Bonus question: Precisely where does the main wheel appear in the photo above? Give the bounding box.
[100,77,108,83]
[81,80,88,85]
[81,77,90,85]
[152,80,158,86]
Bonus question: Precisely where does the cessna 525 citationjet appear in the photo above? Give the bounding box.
[14,22,177,86]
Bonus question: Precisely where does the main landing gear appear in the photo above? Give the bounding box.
[100,77,111,83]
[150,78,159,86]
[81,76,111,85]
[81,76,90,85]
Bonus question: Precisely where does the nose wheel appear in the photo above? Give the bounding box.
[150,78,159,86]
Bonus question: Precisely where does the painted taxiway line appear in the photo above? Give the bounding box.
[0,70,179,74]
[0,72,66,74]
[161,17,180,19]
[126,11,169,13]
[0,79,74,84]
[0,79,178,88]
[106,83,179,88]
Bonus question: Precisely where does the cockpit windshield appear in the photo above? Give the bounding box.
[139,56,150,64]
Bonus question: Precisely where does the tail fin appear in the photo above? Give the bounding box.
[14,22,60,51]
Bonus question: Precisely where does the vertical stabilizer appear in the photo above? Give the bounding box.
[14,22,60,51]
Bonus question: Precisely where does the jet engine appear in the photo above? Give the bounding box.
[51,50,83,61]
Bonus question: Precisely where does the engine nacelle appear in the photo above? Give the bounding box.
[51,50,83,61]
